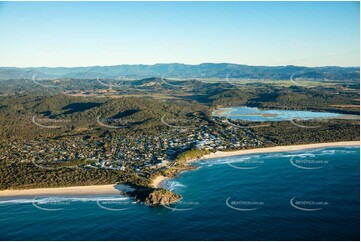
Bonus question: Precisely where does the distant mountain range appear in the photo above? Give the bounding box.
[0,63,359,80]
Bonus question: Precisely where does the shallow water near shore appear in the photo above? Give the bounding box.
[0,146,359,240]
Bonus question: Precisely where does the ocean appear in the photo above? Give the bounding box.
[0,146,359,240]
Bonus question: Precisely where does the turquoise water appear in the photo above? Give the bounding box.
[213,106,345,121]
[0,146,359,240]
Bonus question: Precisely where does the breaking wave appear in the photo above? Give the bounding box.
[0,196,128,205]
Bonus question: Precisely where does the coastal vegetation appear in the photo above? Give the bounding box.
[254,119,360,145]
[209,85,359,115]
[176,148,211,163]
[0,163,124,190]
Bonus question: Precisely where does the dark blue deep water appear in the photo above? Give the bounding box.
[0,146,359,241]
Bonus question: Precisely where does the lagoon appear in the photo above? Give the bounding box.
[212,106,350,122]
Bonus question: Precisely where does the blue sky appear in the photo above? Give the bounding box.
[0,1,359,67]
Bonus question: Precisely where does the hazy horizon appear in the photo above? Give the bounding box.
[1,62,360,69]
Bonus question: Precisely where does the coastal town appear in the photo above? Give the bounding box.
[0,116,265,178]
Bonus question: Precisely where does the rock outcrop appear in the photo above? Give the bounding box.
[124,184,181,205]
[144,188,181,205]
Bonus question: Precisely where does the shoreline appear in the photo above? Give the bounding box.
[152,141,360,188]
[0,184,121,198]
[1,141,359,195]
[200,141,360,160]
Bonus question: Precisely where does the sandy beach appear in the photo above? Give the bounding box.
[201,141,360,160]
[0,184,121,197]
[151,141,359,188]
[151,175,170,188]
